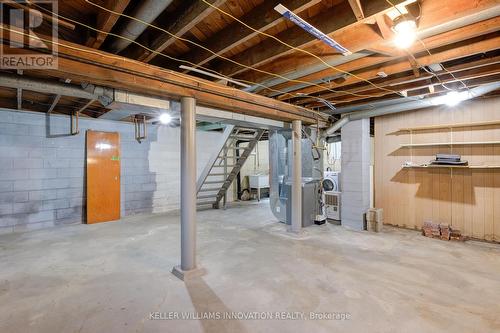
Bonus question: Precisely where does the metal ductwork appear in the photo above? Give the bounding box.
[107,0,174,54]
[0,73,288,127]
[323,82,500,138]
[0,73,169,120]
[0,73,106,101]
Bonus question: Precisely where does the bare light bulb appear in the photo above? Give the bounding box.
[159,113,172,124]
[393,19,417,49]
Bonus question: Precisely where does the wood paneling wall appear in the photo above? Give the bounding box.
[374,97,500,242]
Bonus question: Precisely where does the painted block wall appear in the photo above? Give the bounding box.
[0,109,224,233]
[341,118,371,231]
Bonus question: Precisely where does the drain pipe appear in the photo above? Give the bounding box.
[108,0,174,54]
[322,82,500,138]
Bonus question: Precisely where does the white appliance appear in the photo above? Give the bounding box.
[323,171,340,192]
[324,191,341,220]
[248,174,269,202]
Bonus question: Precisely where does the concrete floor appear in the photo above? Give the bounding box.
[1,201,500,333]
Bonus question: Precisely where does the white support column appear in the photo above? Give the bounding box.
[291,119,302,233]
[172,97,205,280]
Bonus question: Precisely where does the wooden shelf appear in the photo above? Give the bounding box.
[402,165,500,169]
[398,120,500,132]
[400,141,500,147]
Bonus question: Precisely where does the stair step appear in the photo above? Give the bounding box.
[233,129,258,133]
[198,188,219,192]
[196,201,215,206]
[213,165,236,168]
[230,135,256,140]
[204,180,226,184]
[226,146,250,150]
[207,173,226,176]
[197,194,217,199]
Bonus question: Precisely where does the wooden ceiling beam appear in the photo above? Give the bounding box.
[133,0,227,63]
[239,0,499,92]
[178,0,322,71]
[0,32,317,124]
[272,16,500,99]
[211,0,410,78]
[86,0,131,49]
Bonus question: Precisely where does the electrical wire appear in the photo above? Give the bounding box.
[291,0,474,109]
[26,0,387,117]
[26,3,270,94]
[199,0,403,96]
[0,26,326,121]
[18,1,331,115]
[9,1,455,117]
[83,0,397,101]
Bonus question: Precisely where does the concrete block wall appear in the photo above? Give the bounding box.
[341,119,371,231]
[0,109,223,233]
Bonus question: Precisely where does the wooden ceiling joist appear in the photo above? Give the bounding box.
[0,0,498,116]
[86,0,132,49]
[329,73,500,109]
[294,35,500,106]
[0,32,318,124]
[306,62,500,107]
[132,0,227,63]
[211,0,410,78]
[301,54,500,107]
[273,17,500,99]
[178,0,322,71]
[239,0,499,91]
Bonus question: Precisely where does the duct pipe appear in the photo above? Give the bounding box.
[323,116,350,138]
[0,73,102,101]
[291,120,302,233]
[322,82,500,138]
[108,0,174,54]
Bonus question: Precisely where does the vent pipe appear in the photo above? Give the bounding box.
[108,0,174,54]
[323,82,500,138]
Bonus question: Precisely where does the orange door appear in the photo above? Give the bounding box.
[86,130,121,224]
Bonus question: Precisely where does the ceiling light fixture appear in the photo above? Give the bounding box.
[392,16,417,49]
[159,113,172,124]
[432,90,470,107]
[274,4,351,56]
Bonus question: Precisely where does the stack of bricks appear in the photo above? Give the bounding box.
[440,224,451,240]
[422,221,463,241]
[423,221,441,238]
[450,229,463,241]
[422,221,436,237]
